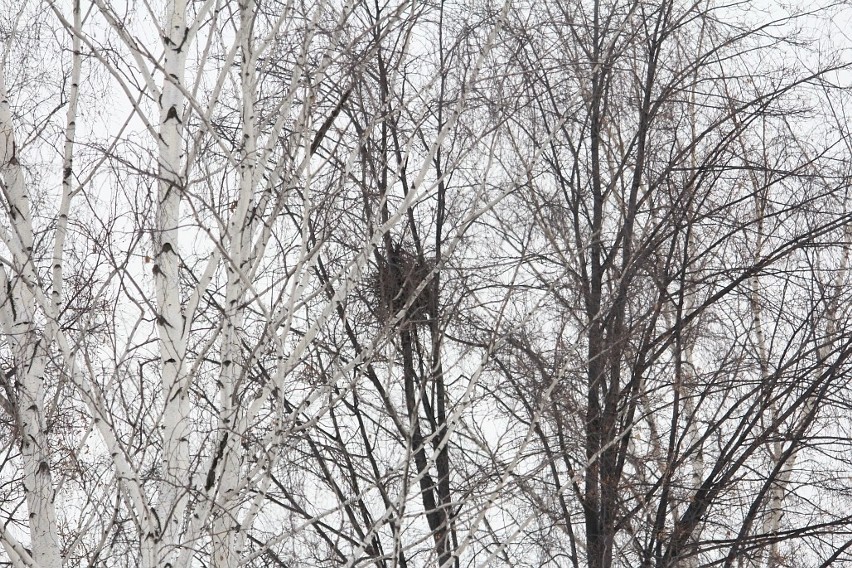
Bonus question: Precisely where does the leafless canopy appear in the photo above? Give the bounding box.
[1,1,851,567]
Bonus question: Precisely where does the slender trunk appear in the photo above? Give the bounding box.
[401,325,451,568]
[585,0,606,560]
[212,2,257,565]
[52,0,82,314]
[0,72,63,568]
[387,236,450,567]
[155,0,190,564]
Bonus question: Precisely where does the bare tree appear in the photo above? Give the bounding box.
[484,1,852,567]
[1,0,851,567]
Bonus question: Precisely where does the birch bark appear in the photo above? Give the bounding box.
[211,2,258,565]
[0,1,84,560]
[155,0,190,564]
[0,64,63,568]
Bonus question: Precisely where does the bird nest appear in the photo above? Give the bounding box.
[369,243,435,328]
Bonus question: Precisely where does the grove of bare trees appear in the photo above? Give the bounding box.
[1,0,852,567]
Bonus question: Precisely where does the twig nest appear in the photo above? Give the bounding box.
[372,242,435,327]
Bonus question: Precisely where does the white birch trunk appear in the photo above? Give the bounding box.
[747,161,832,568]
[741,146,787,568]
[51,0,82,314]
[754,196,850,568]
[155,0,190,564]
[211,2,258,565]
[676,52,706,564]
[662,294,704,568]
[0,68,62,568]
[678,25,707,563]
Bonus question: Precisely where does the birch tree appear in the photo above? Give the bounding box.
[486,0,852,566]
[1,0,515,565]
[1,0,852,567]
[0,1,82,566]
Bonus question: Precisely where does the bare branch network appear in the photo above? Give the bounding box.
[1,0,851,567]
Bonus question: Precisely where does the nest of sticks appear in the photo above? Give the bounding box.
[370,243,435,327]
